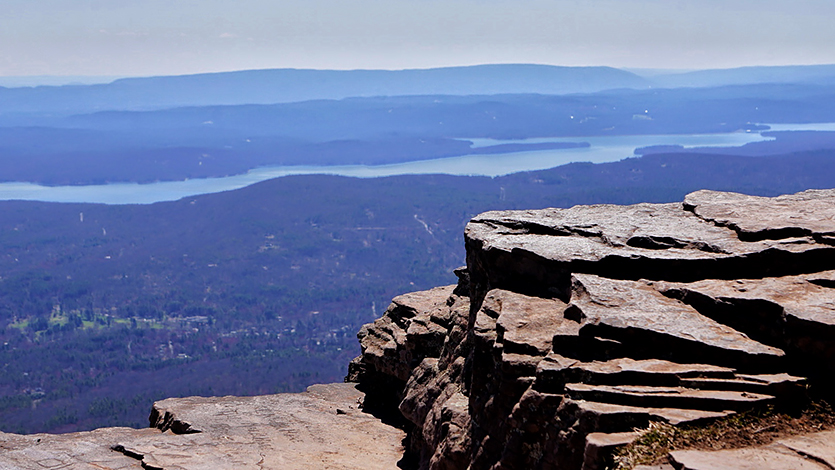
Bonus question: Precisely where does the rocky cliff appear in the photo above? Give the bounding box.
[351,189,835,470]
[3,189,835,469]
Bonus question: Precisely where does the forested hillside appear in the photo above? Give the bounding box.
[1,147,835,433]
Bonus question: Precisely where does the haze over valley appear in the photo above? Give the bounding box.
[0,62,834,434]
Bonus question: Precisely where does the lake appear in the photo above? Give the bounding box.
[0,124,828,205]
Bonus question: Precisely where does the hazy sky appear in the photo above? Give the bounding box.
[2,0,835,77]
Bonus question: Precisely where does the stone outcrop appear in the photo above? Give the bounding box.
[667,429,835,470]
[353,188,835,470]
[0,383,405,470]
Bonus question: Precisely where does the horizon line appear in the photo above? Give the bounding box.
[3,62,835,83]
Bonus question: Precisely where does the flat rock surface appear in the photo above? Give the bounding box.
[565,383,774,411]
[0,383,405,470]
[569,357,735,378]
[680,374,805,392]
[777,429,835,468]
[684,189,835,241]
[574,400,733,426]
[466,199,832,268]
[668,429,835,470]
[0,427,152,470]
[468,203,746,260]
[670,446,828,470]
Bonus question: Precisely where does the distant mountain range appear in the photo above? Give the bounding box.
[0,75,124,88]
[0,65,650,116]
[1,78,834,185]
[643,64,835,88]
[3,63,835,119]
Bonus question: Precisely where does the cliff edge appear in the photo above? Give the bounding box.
[3,189,835,469]
[351,189,835,469]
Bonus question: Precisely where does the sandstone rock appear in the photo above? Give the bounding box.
[489,289,573,355]
[664,428,835,470]
[565,383,774,411]
[399,358,444,427]
[570,358,735,380]
[10,189,835,470]
[571,399,733,428]
[569,274,785,370]
[657,271,835,384]
[466,289,575,470]
[581,431,641,470]
[0,427,152,470]
[393,190,835,470]
[1,384,405,470]
[679,373,805,395]
[427,392,471,470]
[536,355,738,393]
[670,446,828,470]
[570,357,735,385]
[465,200,835,303]
[777,429,835,468]
[353,281,474,470]
[356,285,457,382]
[684,189,835,242]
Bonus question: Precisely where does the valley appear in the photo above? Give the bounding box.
[1,63,835,435]
[2,146,835,433]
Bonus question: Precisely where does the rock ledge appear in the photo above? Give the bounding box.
[353,188,835,470]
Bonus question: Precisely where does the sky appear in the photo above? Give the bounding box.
[2,0,835,78]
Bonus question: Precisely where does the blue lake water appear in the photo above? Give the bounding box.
[0,124,829,205]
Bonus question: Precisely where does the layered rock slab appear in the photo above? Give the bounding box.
[569,400,733,427]
[657,271,835,386]
[1,383,405,470]
[778,429,835,468]
[684,189,835,242]
[567,274,785,370]
[465,190,835,302]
